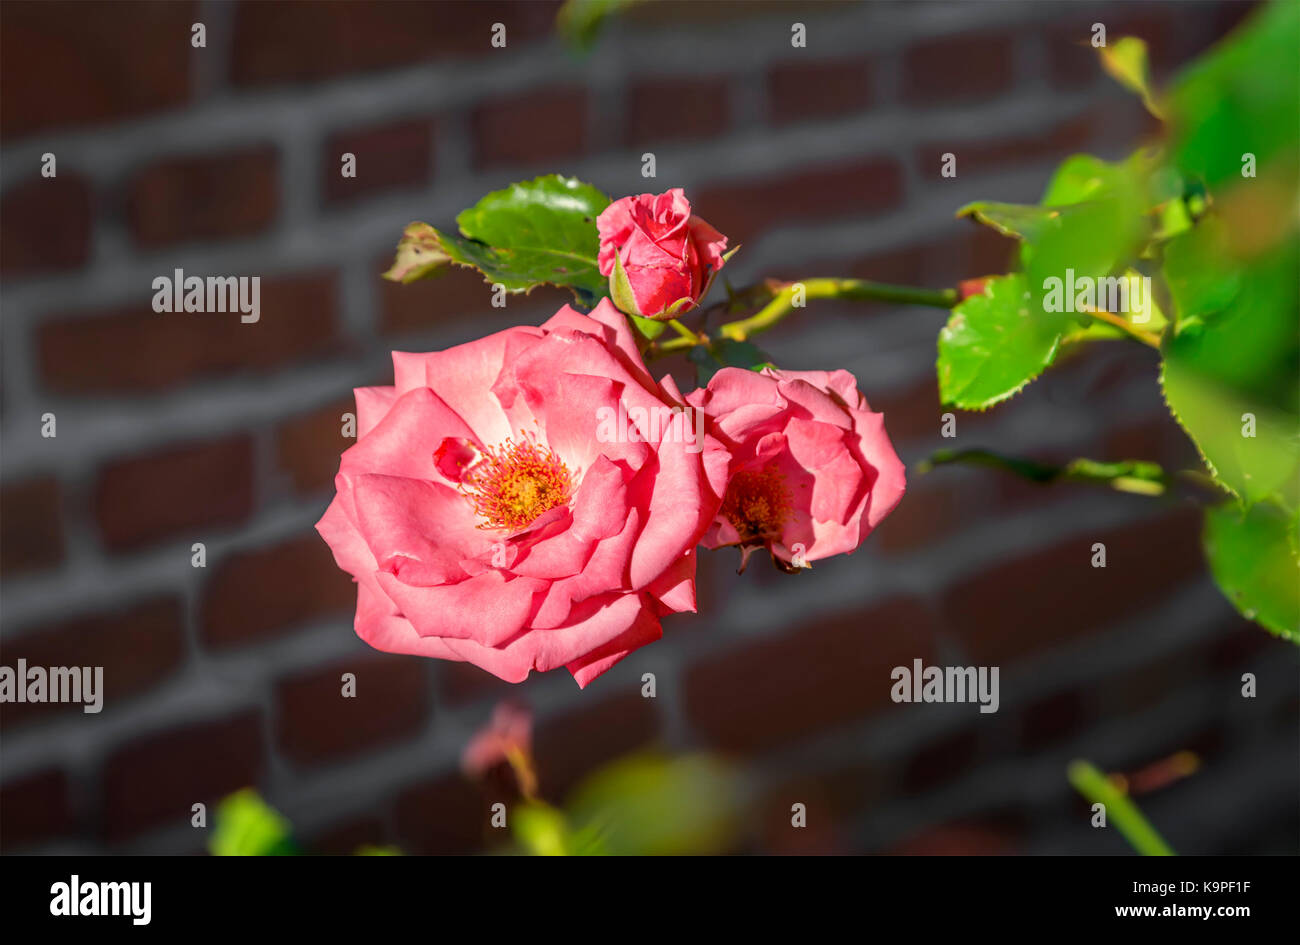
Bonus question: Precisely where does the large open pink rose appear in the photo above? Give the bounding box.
[317,300,725,687]
[686,367,906,570]
[597,188,728,319]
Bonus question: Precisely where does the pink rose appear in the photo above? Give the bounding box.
[316,299,725,688]
[686,367,906,570]
[597,188,729,320]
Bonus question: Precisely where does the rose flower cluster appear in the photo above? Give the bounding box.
[318,190,905,687]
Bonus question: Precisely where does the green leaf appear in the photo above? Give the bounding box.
[209,789,298,857]
[564,754,742,856]
[1204,500,1300,642]
[1162,216,1241,331]
[1167,0,1300,191]
[385,175,612,303]
[1160,237,1300,506]
[1099,36,1164,119]
[956,201,1061,242]
[937,274,1062,409]
[628,313,666,340]
[556,0,641,53]
[512,801,577,856]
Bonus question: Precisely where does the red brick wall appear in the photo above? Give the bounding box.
[2,0,1293,855]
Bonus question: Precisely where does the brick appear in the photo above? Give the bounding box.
[533,689,660,799]
[626,76,729,147]
[1018,687,1088,751]
[867,373,996,449]
[38,269,342,395]
[377,258,566,336]
[684,596,939,754]
[902,727,982,792]
[94,435,255,551]
[274,396,355,495]
[323,118,434,205]
[275,653,430,766]
[902,33,1015,105]
[1044,10,1175,91]
[201,532,356,649]
[759,760,885,854]
[0,476,65,576]
[872,473,985,554]
[942,507,1206,664]
[886,814,1026,855]
[767,57,871,125]
[392,773,491,854]
[126,147,278,247]
[436,661,521,707]
[0,1,192,139]
[101,710,264,843]
[304,815,389,855]
[0,768,74,850]
[914,113,1094,179]
[231,1,559,86]
[0,174,93,278]
[694,156,903,245]
[0,597,184,729]
[472,87,588,169]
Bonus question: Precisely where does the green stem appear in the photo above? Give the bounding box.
[918,449,1170,497]
[718,278,959,342]
[1068,760,1176,856]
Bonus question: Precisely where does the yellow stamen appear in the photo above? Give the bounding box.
[462,436,574,531]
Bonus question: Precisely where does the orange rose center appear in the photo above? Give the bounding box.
[463,437,574,531]
[721,466,792,542]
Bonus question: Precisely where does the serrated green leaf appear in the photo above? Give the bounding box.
[1099,36,1164,119]
[1204,500,1300,642]
[1160,357,1300,508]
[937,274,1063,409]
[385,176,611,303]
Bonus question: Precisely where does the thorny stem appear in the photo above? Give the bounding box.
[718,278,959,342]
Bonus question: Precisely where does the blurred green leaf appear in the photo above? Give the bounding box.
[1204,500,1300,641]
[384,175,611,304]
[512,801,577,856]
[1162,216,1242,330]
[1099,36,1164,119]
[1161,237,1300,507]
[1167,0,1300,191]
[209,789,298,857]
[557,0,641,53]
[565,753,742,856]
[937,274,1062,409]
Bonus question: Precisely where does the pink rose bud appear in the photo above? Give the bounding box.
[597,188,729,320]
[687,367,906,571]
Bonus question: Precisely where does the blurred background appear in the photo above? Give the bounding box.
[1,0,1295,855]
